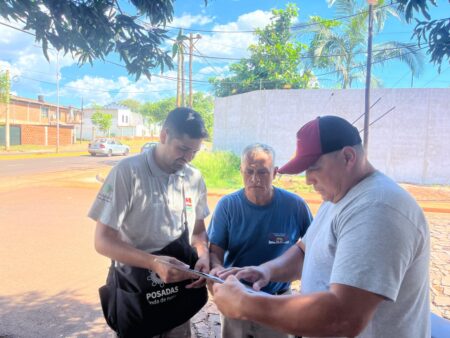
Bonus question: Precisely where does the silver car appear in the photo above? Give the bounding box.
[88,138,130,157]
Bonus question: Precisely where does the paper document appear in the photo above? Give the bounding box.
[154,258,224,284]
[154,258,267,294]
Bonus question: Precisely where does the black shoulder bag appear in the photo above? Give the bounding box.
[98,176,208,337]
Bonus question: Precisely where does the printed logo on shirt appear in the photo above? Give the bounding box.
[268,233,289,244]
[185,197,193,211]
[97,183,113,203]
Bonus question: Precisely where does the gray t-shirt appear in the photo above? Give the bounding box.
[88,147,209,253]
[301,171,430,338]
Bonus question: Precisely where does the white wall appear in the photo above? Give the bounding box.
[213,88,450,185]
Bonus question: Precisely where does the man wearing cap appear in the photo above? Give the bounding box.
[210,116,430,338]
[208,143,312,338]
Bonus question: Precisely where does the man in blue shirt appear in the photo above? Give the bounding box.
[208,143,312,338]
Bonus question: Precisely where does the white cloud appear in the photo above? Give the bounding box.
[198,65,229,76]
[171,13,214,28]
[60,71,180,106]
[194,10,273,60]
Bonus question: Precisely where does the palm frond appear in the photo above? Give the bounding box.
[372,41,425,76]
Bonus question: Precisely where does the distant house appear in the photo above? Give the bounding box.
[76,102,152,140]
[0,95,81,146]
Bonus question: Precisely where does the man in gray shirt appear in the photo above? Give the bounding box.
[90,107,210,337]
[211,116,430,338]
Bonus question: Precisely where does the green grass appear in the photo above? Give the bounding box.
[192,151,242,189]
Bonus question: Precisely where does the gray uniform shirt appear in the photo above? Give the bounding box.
[301,171,430,338]
[88,147,209,254]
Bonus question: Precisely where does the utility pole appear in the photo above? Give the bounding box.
[363,0,376,154]
[56,51,60,153]
[176,42,182,107]
[188,33,201,108]
[4,69,10,150]
[79,97,83,143]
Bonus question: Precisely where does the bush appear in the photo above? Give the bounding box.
[192,151,242,189]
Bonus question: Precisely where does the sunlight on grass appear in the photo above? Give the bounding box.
[192,151,242,189]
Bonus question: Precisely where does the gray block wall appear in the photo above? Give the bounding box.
[213,88,450,185]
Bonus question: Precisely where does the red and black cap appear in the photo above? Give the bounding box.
[278,116,362,174]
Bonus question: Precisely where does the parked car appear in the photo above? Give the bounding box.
[88,138,130,157]
[140,142,158,153]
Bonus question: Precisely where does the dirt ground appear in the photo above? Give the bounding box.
[0,169,449,337]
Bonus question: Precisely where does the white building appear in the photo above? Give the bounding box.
[75,103,152,140]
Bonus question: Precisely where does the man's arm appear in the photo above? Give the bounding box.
[217,241,304,291]
[191,219,209,270]
[209,243,225,271]
[213,277,384,337]
[94,221,194,283]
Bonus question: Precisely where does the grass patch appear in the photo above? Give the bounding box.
[192,150,313,193]
[192,151,242,189]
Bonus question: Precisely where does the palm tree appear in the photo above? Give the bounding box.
[306,0,424,88]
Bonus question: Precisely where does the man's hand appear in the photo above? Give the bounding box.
[153,256,196,283]
[186,253,210,289]
[217,265,271,291]
[212,275,249,319]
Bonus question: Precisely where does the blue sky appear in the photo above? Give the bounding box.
[0,0,448,108]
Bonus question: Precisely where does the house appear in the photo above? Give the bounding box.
[0,95,81,146]
[76,102,153,140]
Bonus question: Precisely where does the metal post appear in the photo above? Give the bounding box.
[5,69,10,150]
[188,33,201,108]
[56,51,60,153]
[363,3,374,154]
[80,97,83,143]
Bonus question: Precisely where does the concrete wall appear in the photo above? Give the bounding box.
[213,88,450,185]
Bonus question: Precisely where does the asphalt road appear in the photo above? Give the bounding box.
[0,154,126,177]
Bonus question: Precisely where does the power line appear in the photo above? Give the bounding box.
[160,3,397,34]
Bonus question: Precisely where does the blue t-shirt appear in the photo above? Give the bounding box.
[208,187,312,294]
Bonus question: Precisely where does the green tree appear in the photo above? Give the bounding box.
[394,0,449,71]
[140,93,214,138]
[0,71,10,105]
[0,1,206,80]
[140,97,176,127]
[210,4,316,97]
[119,99,142,113]
[91,104,112,136]
[191,92,214,138]
[307,0,424,88]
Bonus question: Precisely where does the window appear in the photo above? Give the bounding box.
[41,107,49,118]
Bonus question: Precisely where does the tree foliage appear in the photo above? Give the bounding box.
[210,4,317,97]
[140,93,214,138]
[394,0,449,71]
[119,99,142,113]
[309,0,424,88]
[91,104,112,135]
[0,0,179,80]
[0,71,10,105]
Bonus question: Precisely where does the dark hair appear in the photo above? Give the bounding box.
[163,107,208,139]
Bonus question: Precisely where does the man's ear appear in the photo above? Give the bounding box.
[273,166,279,179]
[160,128,168,144]
[342,147,357,166]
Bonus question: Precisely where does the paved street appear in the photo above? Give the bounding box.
[0,157,449,337]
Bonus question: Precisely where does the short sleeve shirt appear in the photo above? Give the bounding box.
[301,171,430,338]
[88,147,209,253]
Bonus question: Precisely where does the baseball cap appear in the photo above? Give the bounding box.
[278,116,362,174]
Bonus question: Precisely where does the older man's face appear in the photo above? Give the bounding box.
[241,151,275,196]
